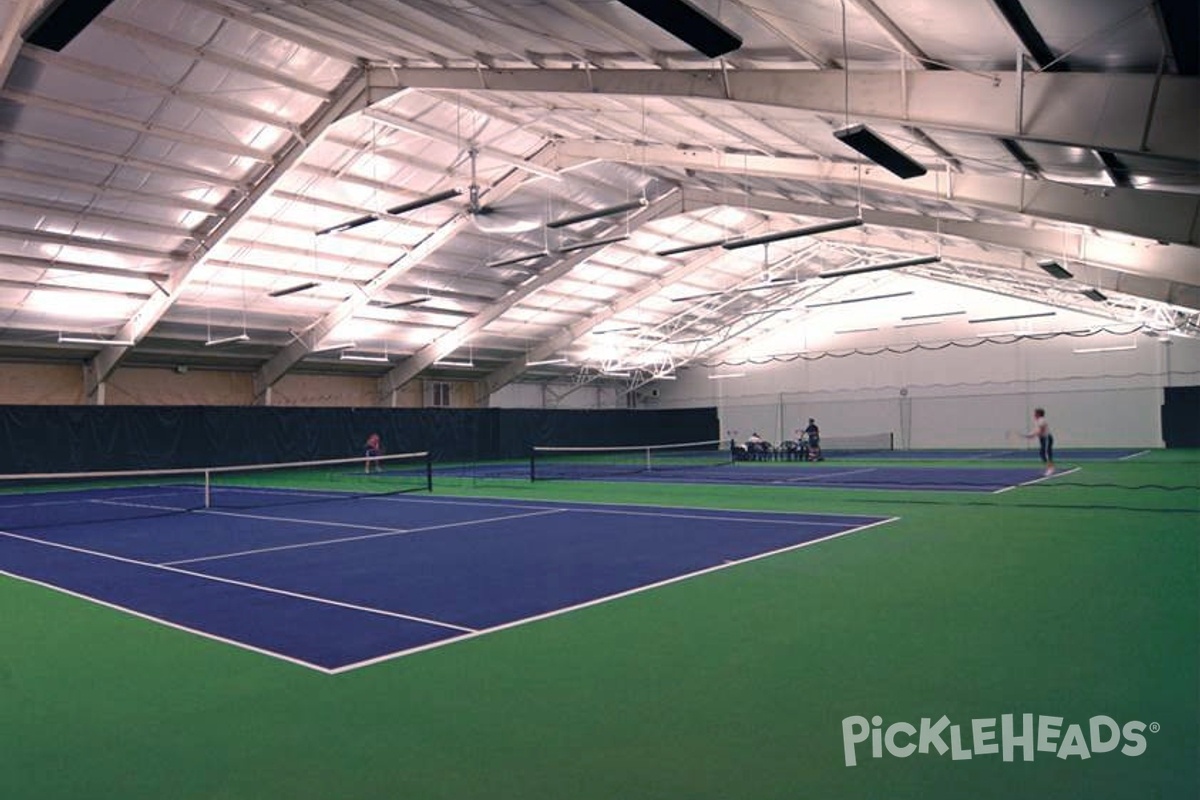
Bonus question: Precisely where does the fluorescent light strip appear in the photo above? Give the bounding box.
[901,310,965,321]
[835,327,879,334]
[434,360,475,367]
[486,251,549,269]
[205,334,250,346]
[723,217,863,251]
[893,320,942,329]
[656,237,729,257]
[593,326,641,335]
[819,255,940,279]
[556,234,629,254]
[1081,288,1108,302]
[708,372,745,380]
[546,199,647,229]
[339,352,391,363]
[806,291,913,308]
[310,342,356,353]
[968,311,1057,324]
[526,357,569,366]
[1072,344,1137,354]
[58,334,135,346]
[268,281,320,298]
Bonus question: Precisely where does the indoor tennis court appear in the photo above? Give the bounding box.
[1,3,1198,800]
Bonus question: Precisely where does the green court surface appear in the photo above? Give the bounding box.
[1,450,1196,800]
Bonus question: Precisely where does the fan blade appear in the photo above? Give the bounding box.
[316,189,462,236]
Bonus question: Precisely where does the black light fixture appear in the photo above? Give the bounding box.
[268,281,320,298]
[806,291,913,308]
[1037,259,1074,280]
[485,250,549,269]
[616,0,742,58]
[819,255,940,279]
[833,124,927,179]
[382,296,431,309]
[655,237,729,257]
[1081,288,1108,302]
[556,234,629,254]
[968,311,1057,324]
[722,218,863,251]
[23,0,116,50]
[546,199,647,229]
[316,189,462,236]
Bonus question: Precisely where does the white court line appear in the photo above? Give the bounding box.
[163,508,568,566]
[1120,450,1150,461]
[0,527,474,634]
[0,567,335,673]
[770,467,879,484]
[564,507,871,528]
[997,466,1082,493]
[330,515,901,674]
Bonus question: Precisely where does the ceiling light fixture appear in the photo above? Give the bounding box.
[546,199,647,229]
[204,334,250,347]
[486,250,549,269]
[58,334,135,346]
[268,281,320,298]
[806,291,914,308]
[382,296,431,309]
[1037,259,1074,280]
[655,237,729,257]
[1081,288,1109,302]
[339,352,391,363]
[901,310,965,321]
[819,255,940,279]
[968,311,1057,324]
[526,357,569,366]
[722,218,863,251]
[23,0,115,51]
[435,359,475,368]
[310,341,357,353]
[556,234,630,254]
[615,0,742,58]
[708,372,746,380]
[1073,344,1137,354]
[833,124,927,179]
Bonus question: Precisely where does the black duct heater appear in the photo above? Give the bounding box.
[834,124,928,179]
[617,0,742,58]
[23,0,116,51]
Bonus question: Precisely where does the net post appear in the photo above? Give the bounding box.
[889,432,895,451]
[529,447,537,482]
[425,451,433,492]
[204,468,212,509]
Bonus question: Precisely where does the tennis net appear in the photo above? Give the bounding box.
[817,432,895,454]
[0,451,432,531]
[530,439,731,481]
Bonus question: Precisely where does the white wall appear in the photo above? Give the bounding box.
[660,333,1200,449]
[489,381,622,409]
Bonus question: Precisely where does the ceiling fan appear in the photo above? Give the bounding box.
[316,148,648,239]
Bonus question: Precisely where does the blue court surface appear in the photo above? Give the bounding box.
[832,447,1145,461]
[0,489,892,673]
[458,461,1075,491]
